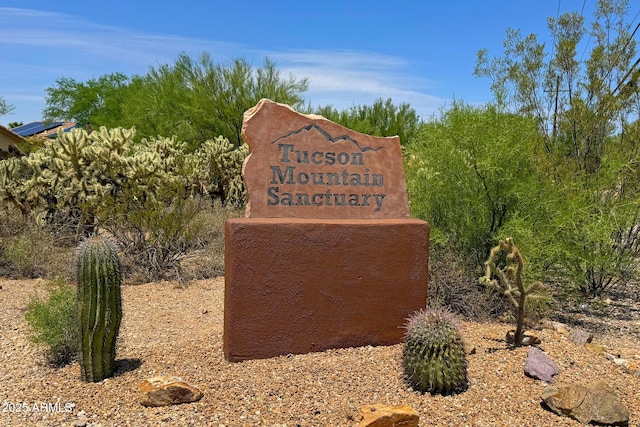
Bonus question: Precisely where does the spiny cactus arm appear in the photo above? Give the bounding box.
[55,129,87,181]
[524,279,545,294]
[503,238,525,292]
[480,243,520,307]
[481,275,520,307]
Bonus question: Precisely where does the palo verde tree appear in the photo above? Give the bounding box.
[405,102,542,262]
[314,97,422,144]
[43,53,309,150]
[474,0,639,167]
[43,73,131,128]
[474,0,640,296]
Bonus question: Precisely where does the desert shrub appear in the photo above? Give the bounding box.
[405,102,541,263]
[2,233,46,278]
[178,204,245,281]
[24,277,79,366]
[428,244,510,321]
[0,206,75,279]
[103,194,204,282]
[498,161,640,299]
[406,101,640,301]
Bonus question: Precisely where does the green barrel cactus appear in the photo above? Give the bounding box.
[76,237,122,382]
[402,308,468,395]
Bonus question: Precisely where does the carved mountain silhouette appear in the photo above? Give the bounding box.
[270,123,384,153]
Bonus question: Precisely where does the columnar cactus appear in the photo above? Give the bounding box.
[402,308,468,395]
[76,237,122,382]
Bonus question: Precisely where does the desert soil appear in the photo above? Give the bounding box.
[1,277,639,427]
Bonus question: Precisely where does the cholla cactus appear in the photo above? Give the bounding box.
[0,157,31,215]
[192,136,248,207]
[11,127,191,239]
[19,127,139,237]
[403,308,468,395]
[480,238,545,346]
[76,237,122,382]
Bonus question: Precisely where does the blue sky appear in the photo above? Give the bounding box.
[1,1,599,125]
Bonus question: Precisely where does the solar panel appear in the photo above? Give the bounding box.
[10,122,34,132]
[45,121,64,130]
[12,122,43,136]
[12,121,65,137]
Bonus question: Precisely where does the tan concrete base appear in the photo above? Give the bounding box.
[223,218,429,362]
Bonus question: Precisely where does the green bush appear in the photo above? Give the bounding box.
[498,148,640,299]
[405,102,541,262]
[406,100,640,300]
[24,277,79,366]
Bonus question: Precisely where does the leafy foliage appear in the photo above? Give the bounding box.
[24,277,79,366]
[469,0,640,297]
[43,54,309,149]
[314,97,422,144]
[405,102,541,260]
[43,73,130,127]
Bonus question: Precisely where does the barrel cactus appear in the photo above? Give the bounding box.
[76,237,122,382]
[402,308,468,395]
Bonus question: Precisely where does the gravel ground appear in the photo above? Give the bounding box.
[1,277,639,427]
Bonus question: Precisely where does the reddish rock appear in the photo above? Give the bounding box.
[138,376,203,407]
[358,404,419,427]
[241,99,410,219]
[524,347,559,383]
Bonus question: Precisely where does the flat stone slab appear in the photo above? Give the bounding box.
[223,218,429,362]
[241,99,410,219]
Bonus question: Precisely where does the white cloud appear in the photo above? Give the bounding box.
[0,7,448,121]
[270,50,447,117]
[0,7,240,69]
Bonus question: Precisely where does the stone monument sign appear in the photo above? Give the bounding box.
[241,99,410,219]
[224,99,429,362]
